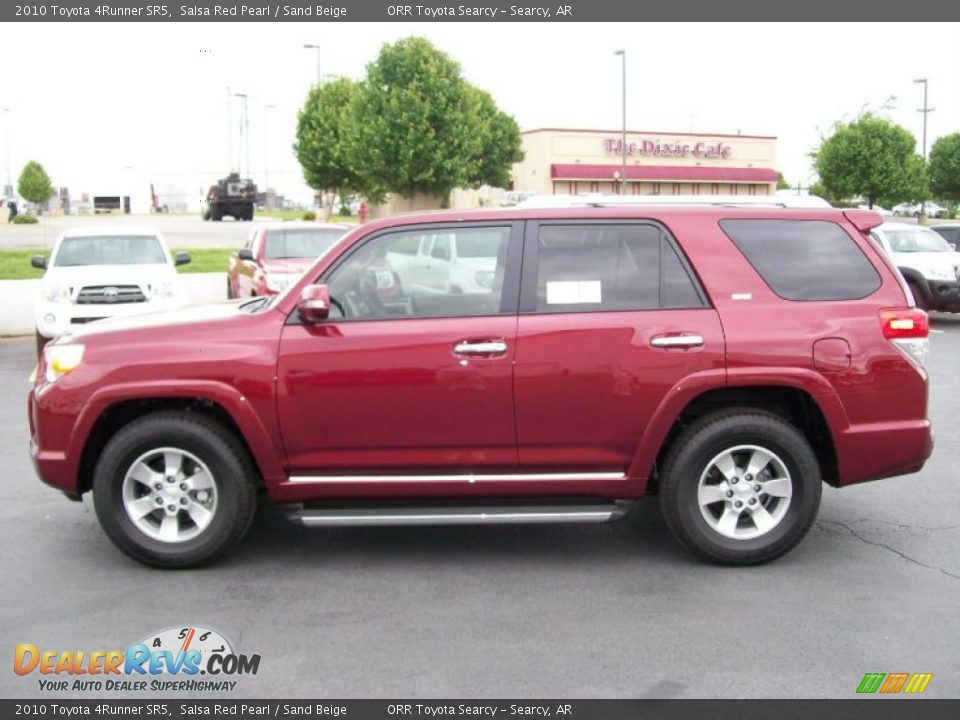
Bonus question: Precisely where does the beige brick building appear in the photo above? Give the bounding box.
[512,128,778,197]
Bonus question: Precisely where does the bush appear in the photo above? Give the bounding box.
[338,205,352,216]
[302,211,316,221]
[12,214,38,224]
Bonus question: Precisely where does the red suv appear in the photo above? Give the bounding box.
[28,205,933,567]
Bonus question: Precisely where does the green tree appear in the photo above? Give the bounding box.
[929,132,960,206]
[293,78,363,220]
[17,161,54,213]
[776,171,791,191]
[351,37,521,204]
[464,86,524,190]
[812,113,927,208]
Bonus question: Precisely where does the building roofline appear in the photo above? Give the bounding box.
[522,127,778,140]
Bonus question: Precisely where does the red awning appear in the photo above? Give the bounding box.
[550,164,778,183]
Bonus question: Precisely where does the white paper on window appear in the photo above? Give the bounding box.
[545,280,603,304]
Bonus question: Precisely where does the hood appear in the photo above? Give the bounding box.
[41,264,177,290]
[59,300,250,341]
[261,258,313,275]
[895,251,960,279]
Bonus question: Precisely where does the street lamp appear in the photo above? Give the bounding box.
[304,44,322,85]
[613,50,626,195]
[233,92,249,179]
[914,78,934,217]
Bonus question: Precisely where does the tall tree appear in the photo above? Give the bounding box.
[929,132,960,206]
[351,37,520,204]
[812,113,927,208]
[464,86,524,190]
[17,161,54,213]
[776,171,791,191]
[293,78,363,220]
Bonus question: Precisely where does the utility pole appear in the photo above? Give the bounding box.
[226,88,233,172]
[264,104,274,208]
[233,92,249,178]
[914,78,934,217]
[3,107,12,200]
[614,50,626,195]
[304,44,322,85]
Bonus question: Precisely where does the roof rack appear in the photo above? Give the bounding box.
[515,194,833,210]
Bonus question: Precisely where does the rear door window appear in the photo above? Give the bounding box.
[529,223,705,313]
[720,219,881,301]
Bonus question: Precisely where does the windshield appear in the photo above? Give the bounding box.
[263,229,345,260]
[885,229,953,253]
[54,235,167,266]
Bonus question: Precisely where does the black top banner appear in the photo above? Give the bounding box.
[3,0,960,21]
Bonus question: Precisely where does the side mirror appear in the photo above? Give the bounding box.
[175,252,191,266]
[297,284,331,323]
[238,248,255,261]
[30,255,47,270]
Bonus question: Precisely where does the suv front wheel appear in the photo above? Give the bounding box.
[660,409,821,565]
[92,411,258,567]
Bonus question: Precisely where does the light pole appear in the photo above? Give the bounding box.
[2,107,10,200]
[304,44,322,85]
[263,104,274,208]
[614,50,626,195]
[226,87,234,172]
[914,78,934,217]
[233,92,249,178]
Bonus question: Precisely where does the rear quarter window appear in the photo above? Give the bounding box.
[719,219,881,301]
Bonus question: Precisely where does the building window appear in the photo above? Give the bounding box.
[590,182,599,193]
[652,182,660,195]
[672,183,680,195]
[749,185,757,196]
[711,183,719,196]
[731,184,738,196]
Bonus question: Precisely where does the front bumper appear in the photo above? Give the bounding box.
[924,279,960,312]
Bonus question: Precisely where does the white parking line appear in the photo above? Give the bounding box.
[931,329,944,334]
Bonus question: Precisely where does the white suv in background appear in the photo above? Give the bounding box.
[31,226,190,355]
[870,222,960,313]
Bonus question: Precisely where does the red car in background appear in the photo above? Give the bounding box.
[227,222,349,298]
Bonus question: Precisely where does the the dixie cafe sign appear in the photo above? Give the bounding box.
[603,138,732,160]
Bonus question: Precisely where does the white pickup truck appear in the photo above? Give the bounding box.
[386,230,500,296]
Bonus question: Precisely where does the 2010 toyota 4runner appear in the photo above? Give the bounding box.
[28,204,933,567]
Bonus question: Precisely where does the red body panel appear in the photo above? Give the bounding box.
[29,206,933,504]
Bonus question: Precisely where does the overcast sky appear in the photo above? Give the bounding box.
[1,22,957,204]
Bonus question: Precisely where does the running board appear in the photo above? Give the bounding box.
[287,501,628,527]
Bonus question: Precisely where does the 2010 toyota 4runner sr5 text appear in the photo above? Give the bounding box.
[28,204,933,567]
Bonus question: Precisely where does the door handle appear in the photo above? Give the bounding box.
[650,334,704,349]
[453,340,508,356]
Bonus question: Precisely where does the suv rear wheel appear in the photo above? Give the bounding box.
[92,412,257,567]
[660,409,821,565]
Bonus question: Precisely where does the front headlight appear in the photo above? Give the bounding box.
[926,266,954,281]
[44,285,70,303]
[152,281,176,299]
[265,274,295,292]
[475,271,495,289]
[44,344,84,383]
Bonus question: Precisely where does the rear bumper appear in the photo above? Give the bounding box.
[835,418,933,486]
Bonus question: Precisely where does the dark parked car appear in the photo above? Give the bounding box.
[29,202,932,567]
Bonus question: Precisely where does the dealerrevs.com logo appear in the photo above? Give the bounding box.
[14,626,261,693]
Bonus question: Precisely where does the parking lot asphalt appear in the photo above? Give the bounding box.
[2,315,959,699]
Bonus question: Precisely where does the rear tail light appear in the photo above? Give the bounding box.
[880,308,929,368]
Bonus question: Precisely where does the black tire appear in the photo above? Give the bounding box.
[35,330,50,359]
[909,281,930,312]
[92,411,258,568]
[659,409,822,565]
